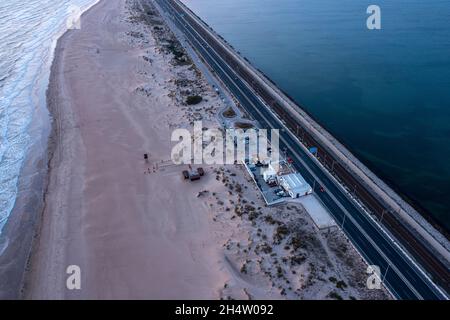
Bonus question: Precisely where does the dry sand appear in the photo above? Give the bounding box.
[24,0,390,300]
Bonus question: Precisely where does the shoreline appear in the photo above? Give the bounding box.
[22,0,125,298]
[0,0,102,299]
[0,114,50,299]
[21,25,81,299]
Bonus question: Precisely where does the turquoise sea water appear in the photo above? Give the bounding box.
[182,0,450,230]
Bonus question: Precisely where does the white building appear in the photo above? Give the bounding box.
[277,173,312,198]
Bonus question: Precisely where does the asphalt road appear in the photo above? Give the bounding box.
[154,0,447,300]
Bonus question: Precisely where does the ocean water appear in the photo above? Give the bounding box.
[182,0,450,230]
[0,0,97,233]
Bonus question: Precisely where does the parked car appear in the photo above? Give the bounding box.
[276,190,286,197]
[182,170,190,180]
[267,180,277,187]
[189,173,201,181]
[197,167,205,176]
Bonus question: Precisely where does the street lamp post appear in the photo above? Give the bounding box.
[383,263,390,282]
[380,209,386,223]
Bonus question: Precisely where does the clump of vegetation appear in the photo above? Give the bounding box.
[142,3,157,16]
[234,122,254,129]
[264,215,277,225]
[162,39,191,65]
[276,266,284,278]
[222,107,236,118]
[132,3,163,26]
[168,44,184,58]
[290,236,301,250]
[186,95,203,105]
[127,31,144,38]
[274,225,289,243]
[142,56,152,63]
[258,243,272,254]
[336,280,347,290]
[329,276,337,283]
[240,263,247,274]
[234,205,244,217]
[327,291,343,300]
[244,204,255,212]
[248,211,260,221]
[290,254,306,265]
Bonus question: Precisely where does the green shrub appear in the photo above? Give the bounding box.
[328,291,343,300]
[186,95,202,105]
[222,107,236,118]
[336,280,347,289]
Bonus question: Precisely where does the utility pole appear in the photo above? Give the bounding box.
[383,263,390,282]
[380,209,386,223]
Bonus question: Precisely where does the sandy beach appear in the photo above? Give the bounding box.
[23,0,390,300]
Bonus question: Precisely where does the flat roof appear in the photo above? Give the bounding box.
[296,195,336,229]
[279,173,311,194]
